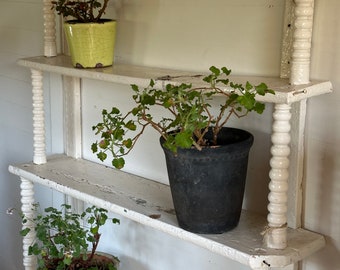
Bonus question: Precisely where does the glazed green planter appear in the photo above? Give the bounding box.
[64,20,116,68]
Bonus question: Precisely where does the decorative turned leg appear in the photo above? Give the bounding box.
[20,178,37,270]
[290,0,314,85]
[265,103,292,249]
[31,69,46,164]
[43,0,57,57]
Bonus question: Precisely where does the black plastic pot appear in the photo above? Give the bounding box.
[160,127,254,234]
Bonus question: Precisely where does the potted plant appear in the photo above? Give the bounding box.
[51,0,116,68]
[20,203,120,269]
[91,66,274,234]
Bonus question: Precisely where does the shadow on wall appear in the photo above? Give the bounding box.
[315,143,340,239]
[243,128,272,215]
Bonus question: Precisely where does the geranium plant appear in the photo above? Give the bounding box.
[51,0,110,23]
[20,203,120,270]
[91,66,275,169]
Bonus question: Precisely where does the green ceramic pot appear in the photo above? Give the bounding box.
[64,20,116,68]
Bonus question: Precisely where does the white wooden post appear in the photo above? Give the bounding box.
[31,69,46,165]
[265,0,315,250]
[290,0,314,85]
[265,103,291,249]
[20,178,37,270]
[43,0,57,57]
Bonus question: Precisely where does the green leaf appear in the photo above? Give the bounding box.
[20,228,30,237]
[237,93,255,110]
[254,82,268,95]
[112,158,125,169]
[203,74,213,84]
[209,66,220,76]
[131,84,139,91]
[90,226,99,234]
[141,94,155,105]
[112,218,120,224]
[99,139,109,149]
[110,107,120,114]
[123,138,132,148]
[63,256,72,266]
[216,78,229,85]
[221,66,231,75]
[175,132,193,149]
[125,120,136,131]
[97,151,107,162]
[253,102,266,114]
[245,81,253,91]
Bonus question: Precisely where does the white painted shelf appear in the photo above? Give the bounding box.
[11,1,332,269]
[18,55,332,104]
[9,154,325,270]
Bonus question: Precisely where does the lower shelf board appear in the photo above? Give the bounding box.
[9,154,325,269]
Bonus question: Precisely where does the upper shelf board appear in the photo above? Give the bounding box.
[18,55,332,104]
[9,154,325,269]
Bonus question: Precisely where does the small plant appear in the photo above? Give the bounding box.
[91,66,275,169]
[20,203,120,270]
[51,0,110,23]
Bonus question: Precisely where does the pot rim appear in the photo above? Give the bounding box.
[65,19,116,25]
[160,126,254,154]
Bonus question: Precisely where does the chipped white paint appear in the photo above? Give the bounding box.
[63,76,82,158]
[62,75,84,212]
[17,56,332,104]
[15,48,332,270]
[20,178,37,269]
[31,69,46,165]
[8,155,326,270]
[280,0,294,79]
[43,0,57,57]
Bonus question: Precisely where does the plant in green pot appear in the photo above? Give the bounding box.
[91,66,274,234]
[20,203,120,269]
[52,0,116,68]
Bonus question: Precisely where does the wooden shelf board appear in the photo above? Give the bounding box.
[9,154,325,269]
[18,55,332,104]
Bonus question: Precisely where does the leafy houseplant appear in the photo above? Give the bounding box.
[91,66,274,169]
[51,0,116,68]
[91,66,274,233]
[51,0,110,23]
[21,204,120,270]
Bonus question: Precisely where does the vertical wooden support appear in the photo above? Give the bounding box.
[63,76,82,159]
[280,0,294,79]
[288,0,314,228]
[62,76,84,211]
[265,104,291,249]
[43,0,57,57]
[290,0,314,85]
[32,69,46,165]
[20,178,37,270]
[265,0,314,251]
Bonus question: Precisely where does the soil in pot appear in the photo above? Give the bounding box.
[160,127,254,234]
[44,252,119,270]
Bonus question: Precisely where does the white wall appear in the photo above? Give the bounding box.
[0,1,43,268]
[0,0,339,269]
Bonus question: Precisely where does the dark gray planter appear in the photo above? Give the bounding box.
[160,127,254,234]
